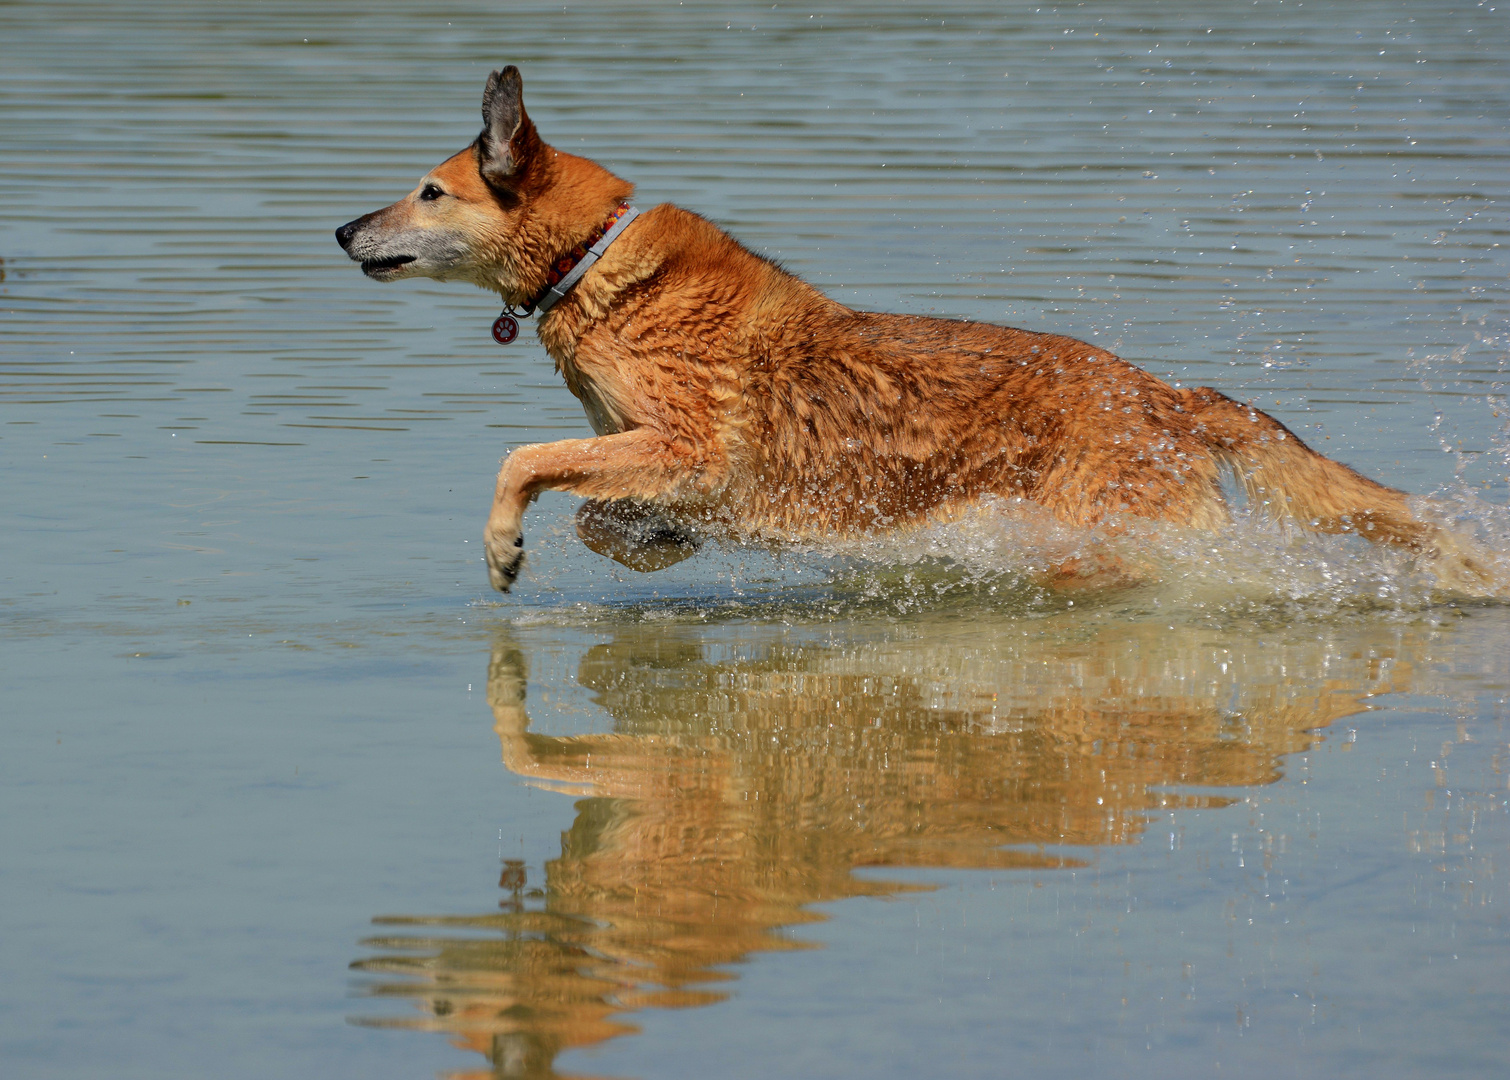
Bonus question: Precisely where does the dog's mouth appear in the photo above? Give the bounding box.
[360,255,417,278]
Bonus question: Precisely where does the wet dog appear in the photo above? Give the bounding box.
[337,66,1489,594]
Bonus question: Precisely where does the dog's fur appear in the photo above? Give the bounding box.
[337,67,1490,594]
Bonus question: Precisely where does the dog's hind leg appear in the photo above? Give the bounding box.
[1042,550,1148,594]
[484,429,713,591]
[1180,386,1502,592]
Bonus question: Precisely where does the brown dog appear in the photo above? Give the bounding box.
[337,66,1488,594]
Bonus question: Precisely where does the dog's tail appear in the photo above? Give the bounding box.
[1181,386,1501,594]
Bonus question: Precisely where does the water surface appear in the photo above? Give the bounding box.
[3,2,1508,1078]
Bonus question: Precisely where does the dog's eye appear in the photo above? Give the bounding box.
[418,184,445,202]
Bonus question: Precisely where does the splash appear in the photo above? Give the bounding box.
[499,488,1510,624]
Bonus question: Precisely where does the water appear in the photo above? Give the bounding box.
[3,1,1508,1077]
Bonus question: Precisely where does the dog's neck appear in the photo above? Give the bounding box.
[518,202,638,315]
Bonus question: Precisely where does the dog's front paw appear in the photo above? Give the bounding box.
[484,526,525,593]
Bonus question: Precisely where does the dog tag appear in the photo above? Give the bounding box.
[491,313,519,345]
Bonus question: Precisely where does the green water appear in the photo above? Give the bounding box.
[3,2,1508,1077]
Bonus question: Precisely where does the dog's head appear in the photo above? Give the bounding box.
[335,67,631,304]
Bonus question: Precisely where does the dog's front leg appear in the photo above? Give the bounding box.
[484,429,703,591]
[574,499,699,572]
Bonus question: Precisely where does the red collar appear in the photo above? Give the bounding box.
[520,202,636,314]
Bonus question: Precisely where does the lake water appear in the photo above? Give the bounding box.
[3,1,1509,1077]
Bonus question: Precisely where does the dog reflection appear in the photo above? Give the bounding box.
[352,621,1412,1078]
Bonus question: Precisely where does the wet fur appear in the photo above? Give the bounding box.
[337,67,1493,595]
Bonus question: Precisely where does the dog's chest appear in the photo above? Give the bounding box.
[556,352,629,436]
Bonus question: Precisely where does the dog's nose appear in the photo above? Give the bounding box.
[335,219,361,251]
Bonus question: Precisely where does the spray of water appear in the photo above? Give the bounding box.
[497,485,1509,627]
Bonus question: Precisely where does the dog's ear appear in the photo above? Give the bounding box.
[477,66,540,189]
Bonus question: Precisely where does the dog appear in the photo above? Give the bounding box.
[337,66,1491,595]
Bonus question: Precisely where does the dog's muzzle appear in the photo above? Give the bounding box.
[335,215,418,277]
[334,216,371,252]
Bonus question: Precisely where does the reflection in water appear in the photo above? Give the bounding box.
[351,615,1419,1078]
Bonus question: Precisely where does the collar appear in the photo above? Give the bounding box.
[520,202,639,315]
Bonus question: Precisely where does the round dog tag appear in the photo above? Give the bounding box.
[491,313,519,345]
